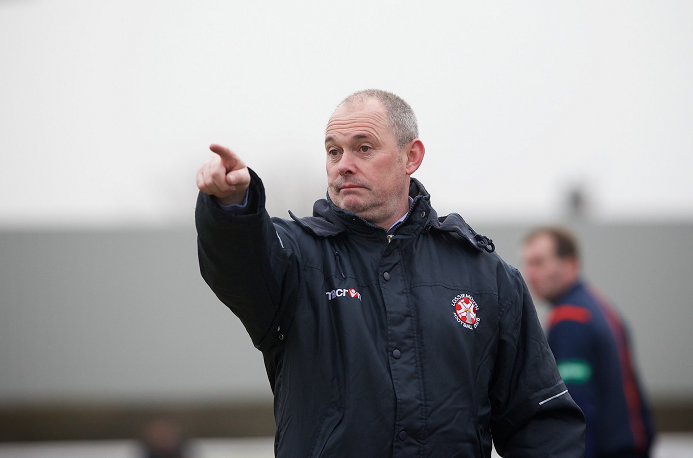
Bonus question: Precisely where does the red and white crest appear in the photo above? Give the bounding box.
[452,294,480,329]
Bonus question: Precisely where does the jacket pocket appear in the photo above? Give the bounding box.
[309,407,344,458]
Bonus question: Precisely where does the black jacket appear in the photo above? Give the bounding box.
[196,170,585,457]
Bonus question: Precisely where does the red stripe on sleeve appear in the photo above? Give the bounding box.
[591,288,649,453]
[549,305,592,328]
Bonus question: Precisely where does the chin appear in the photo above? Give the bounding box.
[338,196,366,213]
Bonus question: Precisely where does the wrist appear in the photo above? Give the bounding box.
[216,187,249,208]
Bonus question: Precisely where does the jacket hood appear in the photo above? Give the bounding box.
[288,178,494,253]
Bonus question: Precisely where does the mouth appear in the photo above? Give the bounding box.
[336,179,368,192]
[339,184,364,191]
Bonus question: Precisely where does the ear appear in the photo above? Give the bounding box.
[404,139,425,175]
[565,256,580,282]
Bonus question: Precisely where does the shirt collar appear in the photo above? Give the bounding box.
[386,196,414,234]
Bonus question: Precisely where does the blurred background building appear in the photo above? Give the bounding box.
[2,215,692,441]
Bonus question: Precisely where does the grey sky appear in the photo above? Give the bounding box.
[1,1,692,228]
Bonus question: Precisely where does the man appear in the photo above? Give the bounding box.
[140,419,190,458]
[196,90,585,457]
[521,227,655,458]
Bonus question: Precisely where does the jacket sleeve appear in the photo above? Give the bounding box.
[195,168,300,350]
[548,317,599,458]
[489,267,586,457]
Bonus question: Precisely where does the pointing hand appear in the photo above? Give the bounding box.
[196,144,251,206]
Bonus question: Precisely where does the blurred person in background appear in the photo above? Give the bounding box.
[140,418,190,458]
[521,226,655,458]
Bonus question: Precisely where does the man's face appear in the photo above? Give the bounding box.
[521,233,575,303]
[325,98,411,228]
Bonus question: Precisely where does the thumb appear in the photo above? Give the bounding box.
[226,166,251,188]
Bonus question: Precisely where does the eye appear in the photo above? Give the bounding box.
[359,145,371,153]
[328,148,341,157]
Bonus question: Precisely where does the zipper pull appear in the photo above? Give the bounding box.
[387,234,394,244]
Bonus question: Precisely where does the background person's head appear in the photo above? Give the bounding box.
[324,89,425,228]
[141,418,188,458]
[521,226,581,303]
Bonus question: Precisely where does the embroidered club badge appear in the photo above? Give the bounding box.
[452,294,480,329]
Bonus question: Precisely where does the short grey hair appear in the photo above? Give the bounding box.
[336,89,419,148]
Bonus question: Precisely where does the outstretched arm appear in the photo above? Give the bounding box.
[195,145,296,351]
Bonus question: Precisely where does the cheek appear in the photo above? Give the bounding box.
[541,270,564,293]
[375,165,403,188]
[526,272,544,293]
[523,267,537,285]
[326,163,337,183]
[529,269,552,291]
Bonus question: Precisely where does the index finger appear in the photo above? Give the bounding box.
[209,143,233,160]
[209,143,242,170]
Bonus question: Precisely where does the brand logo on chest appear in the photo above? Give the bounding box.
[452,293,480,329]
[326,288,361,301]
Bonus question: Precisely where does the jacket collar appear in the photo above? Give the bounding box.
[289,178,494,252]
[552,279,585,307]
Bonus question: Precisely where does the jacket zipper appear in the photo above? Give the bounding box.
[334,251,346,279]
[387,234,394,244]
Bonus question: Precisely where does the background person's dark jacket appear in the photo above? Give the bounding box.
[548,280,655,458]
[196,169,585,457]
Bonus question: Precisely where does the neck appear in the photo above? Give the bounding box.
[551,278,581,305]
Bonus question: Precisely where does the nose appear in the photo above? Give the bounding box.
[337,149,357,175]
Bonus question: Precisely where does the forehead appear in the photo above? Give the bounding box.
[325,98,392,143]
[525,233,557,256]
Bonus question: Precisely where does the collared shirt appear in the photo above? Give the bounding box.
[386,196,414,234]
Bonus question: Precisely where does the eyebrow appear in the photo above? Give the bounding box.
[324,134,372,145]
